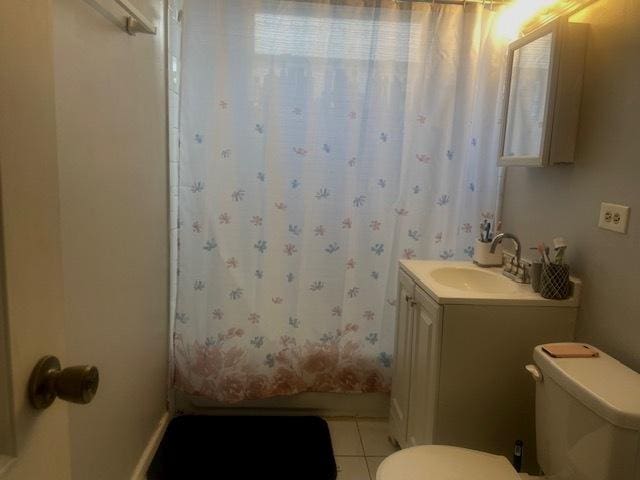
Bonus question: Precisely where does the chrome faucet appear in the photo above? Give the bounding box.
[490,232,529,283]
[490,232,521,264]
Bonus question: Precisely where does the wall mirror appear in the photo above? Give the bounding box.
[498,18,588,167]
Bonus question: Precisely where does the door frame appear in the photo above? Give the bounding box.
[0,180,16,475]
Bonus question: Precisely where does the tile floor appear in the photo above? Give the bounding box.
[326,418,399,480]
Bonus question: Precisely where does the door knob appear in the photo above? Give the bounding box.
[28,355,99,409]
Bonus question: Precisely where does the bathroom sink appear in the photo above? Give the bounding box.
[429,266,518,294]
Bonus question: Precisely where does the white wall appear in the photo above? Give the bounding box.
[501,0,640,371]
[51,0,169,478]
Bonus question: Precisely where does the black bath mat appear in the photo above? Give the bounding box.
[147,415,337,480]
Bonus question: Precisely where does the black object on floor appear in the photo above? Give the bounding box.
[147,415,337,480]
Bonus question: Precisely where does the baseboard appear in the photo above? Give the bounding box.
[130,411,171,480]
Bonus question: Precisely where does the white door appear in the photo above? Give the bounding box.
[389,269,416,447]
[0,0,72,478]
[406,287,442,447]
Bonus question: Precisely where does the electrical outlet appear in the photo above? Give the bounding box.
[598,202,630,233]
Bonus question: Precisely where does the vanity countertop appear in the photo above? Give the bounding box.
[400,260,581,307]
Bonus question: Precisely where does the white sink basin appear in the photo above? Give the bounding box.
[430,266,518,294]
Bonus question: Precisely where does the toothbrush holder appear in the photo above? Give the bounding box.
[473,239,503,267]
[540,264,571,300]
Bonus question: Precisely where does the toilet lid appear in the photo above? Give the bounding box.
[376,445,520,480]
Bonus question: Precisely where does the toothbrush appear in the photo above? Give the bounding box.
[480,220,488,242]
[553,237,567,264]
[538,243,551,264]
[530,246,543,263]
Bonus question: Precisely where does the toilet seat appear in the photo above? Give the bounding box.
[376,445,520,480]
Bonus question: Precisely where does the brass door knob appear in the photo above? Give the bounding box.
[28,355,99,409]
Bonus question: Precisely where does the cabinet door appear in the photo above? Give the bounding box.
[406,286,442,447]
[388,269,415,447]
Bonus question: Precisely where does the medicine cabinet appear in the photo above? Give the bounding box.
[498,18,588,167]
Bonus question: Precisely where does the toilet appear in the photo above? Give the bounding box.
[377,343,640,480]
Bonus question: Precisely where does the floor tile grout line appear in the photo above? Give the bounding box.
[333,455,371,480]
[355,418,367,455]
[329,417,392,478]
[354,419,372,479]
[327,417,367,457]
[365,457,375,480]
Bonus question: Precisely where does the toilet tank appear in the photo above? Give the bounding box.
[532,344,640,480]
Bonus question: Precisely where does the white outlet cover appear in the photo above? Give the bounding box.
[598,202,630,233]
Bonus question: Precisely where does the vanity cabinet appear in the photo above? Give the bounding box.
[389,261,578,472]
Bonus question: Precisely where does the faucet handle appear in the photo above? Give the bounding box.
[501,255,530,284]
[510,257,520,274]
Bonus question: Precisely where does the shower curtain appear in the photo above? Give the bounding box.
[174,0,506,403]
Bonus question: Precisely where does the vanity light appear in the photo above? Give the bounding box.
[496,0,560,40]
[496,0,593,41]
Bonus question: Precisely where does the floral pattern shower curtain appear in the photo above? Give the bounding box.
[174,0,506,403]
